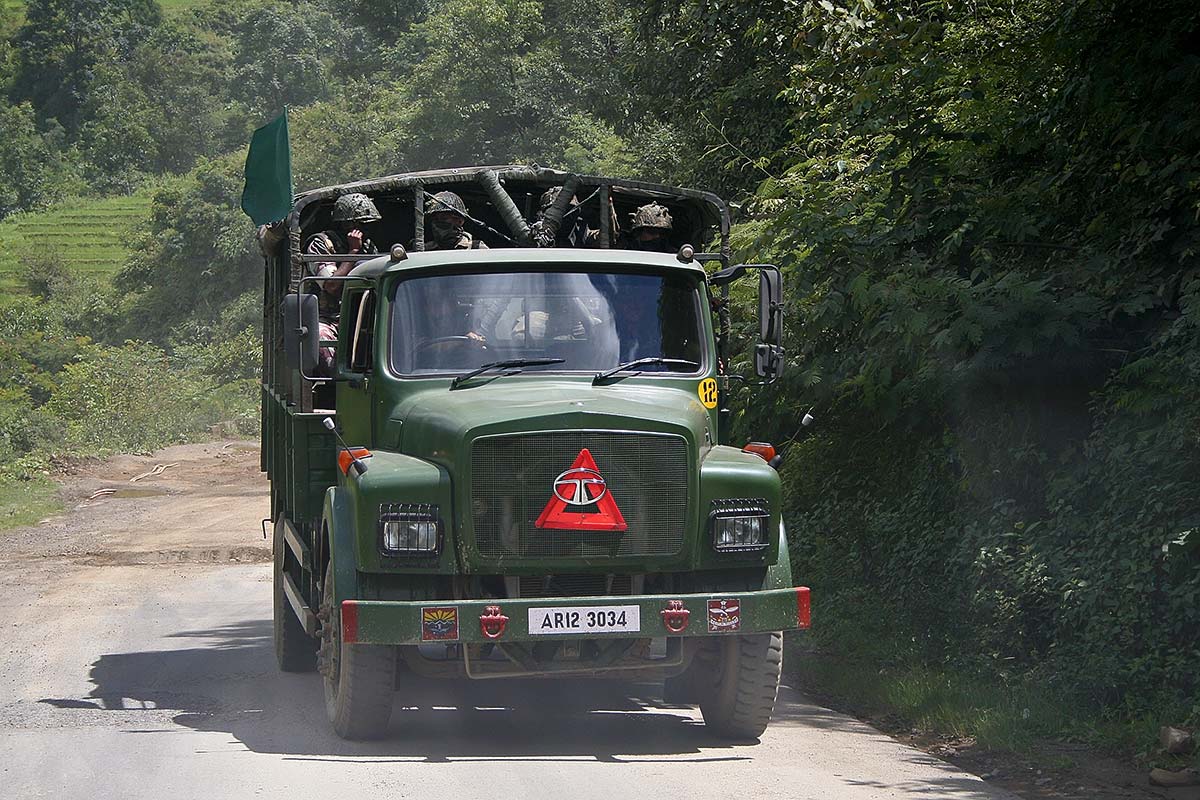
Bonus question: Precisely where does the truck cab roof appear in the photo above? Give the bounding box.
[349,246,710,282]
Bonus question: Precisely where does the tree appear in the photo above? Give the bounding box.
[79,64,156,192]
[340,0,431,39]
[125,20,240,174]
[0,102,76,219]
[113,157,259,343]
[387,0,635,169]
[230,2,349,114]
[617,0,802,191]
[8,0,162,136]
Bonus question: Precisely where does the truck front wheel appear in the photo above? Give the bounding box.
[318,561,395,739]
[697,632,784,740]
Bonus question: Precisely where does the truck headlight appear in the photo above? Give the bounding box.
[709,499,770,552]
[379,503,441,556]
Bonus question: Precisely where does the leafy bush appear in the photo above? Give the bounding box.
[713,0,1200,722]
[0,102,79,219]
[174,322,262,385]
[48,340,214,453]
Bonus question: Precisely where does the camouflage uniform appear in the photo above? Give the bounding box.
[428,231,485,250]
[424,190,488,251]
[303,193,381,371]
[531,186,597,248]
[304,229,377,318]
[625,202,674,252]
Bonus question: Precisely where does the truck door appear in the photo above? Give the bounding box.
[337,288,376,446]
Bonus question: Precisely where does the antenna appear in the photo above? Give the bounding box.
[323,417,369,476]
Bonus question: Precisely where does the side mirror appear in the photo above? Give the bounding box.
[758,268,782,343]
[282,293,320,376]
[755,267,784,379]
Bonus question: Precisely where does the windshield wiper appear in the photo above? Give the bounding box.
[450,358,565,390]
[593,358,700,384]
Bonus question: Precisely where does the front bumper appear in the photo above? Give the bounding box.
[342,586,811,644]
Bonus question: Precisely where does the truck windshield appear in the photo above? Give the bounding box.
[390,270,705,375]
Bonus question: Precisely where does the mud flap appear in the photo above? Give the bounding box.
[322,486,360,604]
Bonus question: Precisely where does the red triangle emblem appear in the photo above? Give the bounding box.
[535,448,628,531]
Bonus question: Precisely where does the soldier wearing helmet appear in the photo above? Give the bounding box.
[425,190,488,251]
[627,202,674,252]
[303,192,382,372]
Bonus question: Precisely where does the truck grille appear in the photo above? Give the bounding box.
[471,431,689,560]
[516,574,634,598]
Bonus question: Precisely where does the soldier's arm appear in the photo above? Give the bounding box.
[305,234,355,293]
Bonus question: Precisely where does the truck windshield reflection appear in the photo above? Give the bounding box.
[390,270,705,375]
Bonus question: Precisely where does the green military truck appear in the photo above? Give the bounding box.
[259,166,808,740]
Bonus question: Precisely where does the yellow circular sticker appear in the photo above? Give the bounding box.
[698,377,718,409]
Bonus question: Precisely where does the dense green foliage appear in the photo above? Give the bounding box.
[650,0,1200,725]
[0,0,1195,750]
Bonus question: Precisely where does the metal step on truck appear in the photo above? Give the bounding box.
[259,165,808,740]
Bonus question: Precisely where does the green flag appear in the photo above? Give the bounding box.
[240,110,293,226]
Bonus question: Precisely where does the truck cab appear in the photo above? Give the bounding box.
[260,166,807,741]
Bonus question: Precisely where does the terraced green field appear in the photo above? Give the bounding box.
[2,0,208,17]
[0,192,152,296]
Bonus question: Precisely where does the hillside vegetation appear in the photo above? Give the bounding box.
[0,0,1195,770]
[0,191,151,294]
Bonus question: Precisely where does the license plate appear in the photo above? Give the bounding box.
[528,605,640,635]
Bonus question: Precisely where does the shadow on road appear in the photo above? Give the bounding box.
[30,617,1020,797]
[39,618,775,762]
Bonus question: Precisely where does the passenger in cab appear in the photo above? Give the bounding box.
[304,193,381,373]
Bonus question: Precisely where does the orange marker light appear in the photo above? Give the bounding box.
[742,442,776,462]
[337,447,372,475]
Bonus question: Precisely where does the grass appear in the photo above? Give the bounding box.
[789,624,1200,770]
[0,191,153,295]
[2,0,209,16]
[0,474,61,530]
[158,0,211,10]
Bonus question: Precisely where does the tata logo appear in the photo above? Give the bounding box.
[535,448,627,531]
[552,467,608,506]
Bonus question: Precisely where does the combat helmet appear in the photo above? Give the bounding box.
[630,202,673,232]
[538,186,578,215]
[428,190,468,218]
[332,193,381,224]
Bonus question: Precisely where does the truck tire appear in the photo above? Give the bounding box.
[319,561,394,740]
[273,521,316,672]
[697,632,783,740]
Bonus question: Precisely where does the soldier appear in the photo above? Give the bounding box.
[531,186,622,248]
[627,202,674,252]
[424,191,488,250]
[531,186,592,247]
[304,193,381,373]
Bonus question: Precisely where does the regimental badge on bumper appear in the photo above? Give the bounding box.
[707,598,741,633]
[421,606,460,641]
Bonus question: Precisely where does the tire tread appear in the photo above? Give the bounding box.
[698,631,783,739]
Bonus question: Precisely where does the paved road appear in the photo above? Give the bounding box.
[0,443,1017,800]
